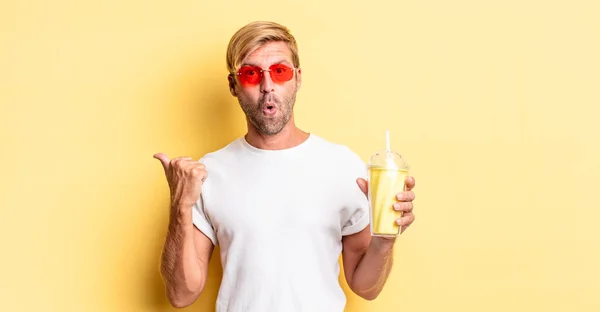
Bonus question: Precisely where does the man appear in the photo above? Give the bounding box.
[154,21,416,311]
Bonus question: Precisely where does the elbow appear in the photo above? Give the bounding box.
[167,290,201,309]
[169,298,191,309]
[359,292,380,301]
[164,280,204,308]
[350,283,381,301]
[160,269,204,308]
[353,288,380,301]
[170,300,192,309]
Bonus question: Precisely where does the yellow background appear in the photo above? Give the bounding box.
[1,0,598,311]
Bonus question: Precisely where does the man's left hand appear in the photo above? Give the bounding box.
[395,176,416,234]
[356,176,417,235]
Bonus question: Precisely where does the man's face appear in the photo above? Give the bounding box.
[229,41,302,136]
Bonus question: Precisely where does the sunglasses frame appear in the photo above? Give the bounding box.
[230,63,298,86]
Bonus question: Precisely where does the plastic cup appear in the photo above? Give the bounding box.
[367,131,409,237]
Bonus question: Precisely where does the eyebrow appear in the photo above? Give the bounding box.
[241,59,292,68]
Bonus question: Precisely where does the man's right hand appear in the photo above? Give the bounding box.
[154,153,208,211]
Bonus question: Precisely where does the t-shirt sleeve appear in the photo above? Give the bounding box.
[192,191,219,246]
[341,148,370,236]
[341,203,370,236]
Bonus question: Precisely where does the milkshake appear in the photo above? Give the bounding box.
[367,130,410,237]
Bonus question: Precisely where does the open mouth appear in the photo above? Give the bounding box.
[263,103,277,116]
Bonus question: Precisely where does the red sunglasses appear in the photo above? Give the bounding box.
[234,64,296,86]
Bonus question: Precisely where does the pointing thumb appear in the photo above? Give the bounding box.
[153,153,170,173]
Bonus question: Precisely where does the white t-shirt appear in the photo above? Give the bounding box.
[192,133,370,312]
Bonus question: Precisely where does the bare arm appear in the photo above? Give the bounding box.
[160,207,214,308]
[341,227,395,300]
[154,153,215,308]
[341,177,416,300]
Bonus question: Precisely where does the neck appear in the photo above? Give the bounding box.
[244,115,310,150]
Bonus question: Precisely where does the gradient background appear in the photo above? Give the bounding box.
[1,0,598,311]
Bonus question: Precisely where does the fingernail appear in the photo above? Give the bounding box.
[396,219,403,225]
[397,194,404,200]
[393,203,401,210]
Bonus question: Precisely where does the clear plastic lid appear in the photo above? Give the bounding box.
[368,150,409,170]
[368,130,409,170]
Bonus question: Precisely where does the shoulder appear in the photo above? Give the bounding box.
[310,134,363,159]
[308,134,366,174]
[198,138,244,166]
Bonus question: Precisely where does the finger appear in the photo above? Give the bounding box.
[405,176,415,191]
[356,178,368,196]
[400,212,415,233]
[393,202,413,213]
[192,167,208,182]
[169,157,194,173]
[178,158,203,169]
[153,153,171,173]
[396,191,415,202]
[396,212,415,227]
[171,156,193,165]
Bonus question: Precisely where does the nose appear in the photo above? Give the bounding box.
[260,71,274,94]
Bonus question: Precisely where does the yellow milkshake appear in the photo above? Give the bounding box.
[367,130,410,237]
[368,167,408,236]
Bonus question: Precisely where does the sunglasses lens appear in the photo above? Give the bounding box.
[269,64,294,83]
[238,66,262,85]
[237,64,295,86]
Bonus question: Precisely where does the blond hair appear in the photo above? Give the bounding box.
[226,21,300,74]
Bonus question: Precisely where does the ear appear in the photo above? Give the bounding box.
[228,74,238,97]
[296,68,302,90]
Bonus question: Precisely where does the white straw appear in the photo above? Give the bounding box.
[385,129,390,151]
